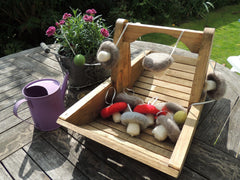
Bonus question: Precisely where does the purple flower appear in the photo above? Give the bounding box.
[62,13,72,20]
[83,15,93,22]
[100,28,109,37]
[86,8,97,15]
[46,26,56,37]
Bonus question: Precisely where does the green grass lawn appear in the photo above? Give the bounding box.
[141,3,240,69]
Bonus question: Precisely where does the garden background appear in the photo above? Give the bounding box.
[0,0,239,68]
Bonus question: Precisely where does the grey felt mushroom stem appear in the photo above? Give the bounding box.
[121,111,149,136]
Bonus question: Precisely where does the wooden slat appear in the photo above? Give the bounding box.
[172,54,198,66]
[57,119,180,177]
[133,87,189,107]
[143,71,193,87]
[169,62,196,73]
[138,76,192,94]
[134,81,190,101]
[169,105,203,171]
[58,78,112,126]
[90,121,172,158]
[98,119,175,151]
[2,148,50,179]
[166,69,194,81]
[189,28,215,105]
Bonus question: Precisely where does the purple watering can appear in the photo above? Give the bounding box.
[13,73,68,131]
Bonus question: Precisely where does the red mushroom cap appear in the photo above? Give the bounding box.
[101,102,127,118]
[133,104,159,115]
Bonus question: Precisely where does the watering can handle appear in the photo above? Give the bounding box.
[13,99,28,120]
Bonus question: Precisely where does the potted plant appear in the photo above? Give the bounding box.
[46,8,111,89]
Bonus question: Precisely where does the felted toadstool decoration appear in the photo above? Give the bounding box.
[101,102,127,123]
[203,72,226,100]
[142,30,184,74]
[96,41,119,69]
[114,92,144,109]
[155,113,181,143]
[121,111,149,136]
[133,104,160,126]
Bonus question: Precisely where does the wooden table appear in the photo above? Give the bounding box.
[0,42,240,180]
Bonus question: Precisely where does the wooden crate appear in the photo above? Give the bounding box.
[57,19,215,178]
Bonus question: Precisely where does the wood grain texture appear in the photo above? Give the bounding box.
[186,140,240,180]
[2,148,49,180]
[23,136,88,180]
[41,128,125,180]
[0,163,12,180]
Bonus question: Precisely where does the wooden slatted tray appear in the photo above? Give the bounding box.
[57,19,215,178]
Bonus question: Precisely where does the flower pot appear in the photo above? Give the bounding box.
[56,55,110,89]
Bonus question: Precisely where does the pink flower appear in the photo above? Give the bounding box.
[100,28,109,37]
[62,13,72,20]
[56,22,60,27]
[59,20,65,25]
[46,26,56,37]
[83,15,93,22]
[86,9,97,15]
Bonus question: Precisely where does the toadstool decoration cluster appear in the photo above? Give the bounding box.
[100,91,188,141]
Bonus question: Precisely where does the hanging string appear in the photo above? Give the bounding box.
[105,87,116,105]
[115,23,129,47]
[187,99,216,112]
[148,97,159,105]
[169,30,185,57]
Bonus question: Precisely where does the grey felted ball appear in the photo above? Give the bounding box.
[207,72,226,100]
[142,53,174,72]
[97,41,119,69]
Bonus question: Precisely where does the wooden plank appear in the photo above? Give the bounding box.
[0,108,31,133]
[0,71,30,87]
[138,76,192,94]
[169,62,196,74]
[169,105,203,171]
[189,28,215,105]
[57,119,180,177]
[58,78,112,126]
[172,54,198,66]
[98,119,175,151]
[166,69,194,81]
[133,87,189,107]
[0,163,12,180]
[123,22,203,53]
[41,128,126,180]
[112,19,131,92]
[134,81,190,101]
[73,133,206,180]
[28,52,62,72]
[23,137,88,179]
[143,71,193,87]
[185,140,240,180]
[90,120,172,158]
[0,75,34,94]
[2,148,49,179]
[0,121,40,161]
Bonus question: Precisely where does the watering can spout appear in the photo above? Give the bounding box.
[61,72,69,100]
